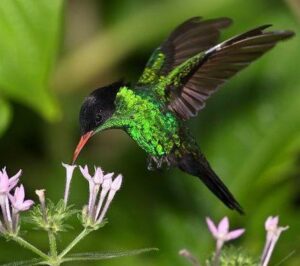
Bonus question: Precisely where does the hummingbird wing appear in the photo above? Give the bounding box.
[136,17,232,87]
[165,25,294,120]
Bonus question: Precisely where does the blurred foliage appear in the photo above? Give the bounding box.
[0,0,300,265]
[0,0,64,134]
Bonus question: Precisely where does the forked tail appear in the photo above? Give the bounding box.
[178,153,244,214]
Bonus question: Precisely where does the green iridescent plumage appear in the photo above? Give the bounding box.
[79,16,294,214]
[101,86,181,157]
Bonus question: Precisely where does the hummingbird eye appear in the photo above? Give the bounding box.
[95,113,103,124]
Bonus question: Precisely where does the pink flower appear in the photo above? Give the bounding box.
[261,216,288,266]
[0,168,21,196]
[0,167,22,233]
[206,217,245,244]
[206,217,245,265]
[9,185,34,212]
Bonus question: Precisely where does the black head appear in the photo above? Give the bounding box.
[79,81,124,135]
[73,80,125,163]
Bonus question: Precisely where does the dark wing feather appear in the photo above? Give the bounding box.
[137,17,232,86]
[168,26,294,120]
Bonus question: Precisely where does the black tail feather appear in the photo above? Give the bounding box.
[178,153,244,214]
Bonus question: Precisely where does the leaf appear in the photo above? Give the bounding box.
[0,0,64,121]
[0,97,11,136]
[62,248,159,263]
[0,258,42,266]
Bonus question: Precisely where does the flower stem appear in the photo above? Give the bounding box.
[10,234,49,261]
[213,241,223,266]
[48,231,58,258]
[58,228,92,259]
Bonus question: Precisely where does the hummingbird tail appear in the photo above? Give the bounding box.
[178,153,244,214]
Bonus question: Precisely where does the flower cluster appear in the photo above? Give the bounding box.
[0,168,34,234]
[179,216,289,266]
[0,164,158,266]
[62,163,122,228]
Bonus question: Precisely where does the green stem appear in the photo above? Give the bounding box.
[11,234,50,261]
[48,231,58,258]
[58,228,92,259]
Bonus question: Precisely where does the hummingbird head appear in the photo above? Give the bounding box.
[73,80,125,163]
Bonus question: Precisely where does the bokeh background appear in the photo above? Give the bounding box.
[0,0,299,265]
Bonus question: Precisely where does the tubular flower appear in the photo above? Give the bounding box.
[62,163,77,206]
[261,216,289,266]
[79,165,123,226]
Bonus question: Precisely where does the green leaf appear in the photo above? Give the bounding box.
[0,258,42,266]
[62,248,159,263]
[0,0,64,121]
[0,97,11,136]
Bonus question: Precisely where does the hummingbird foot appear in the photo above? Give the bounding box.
[147,155,172,171]
[147,156,156,171]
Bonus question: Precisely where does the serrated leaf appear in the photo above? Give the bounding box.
[0,0,64,121]
[0,97,11,136]
[62,248,158,262]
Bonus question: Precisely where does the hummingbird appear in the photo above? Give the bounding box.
[73,17,294,214]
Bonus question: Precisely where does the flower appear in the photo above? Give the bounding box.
[62,163,77,206]
[79,165,123,226]
[35,189,48,223]
[0,168,23,233]
[206,217,245,246]
[206,217,245,265]
[0,168,34,234]
[9,185,34,212]
[261,216,289,266]
[96,174,122,223]
[0,168,21,201]
[265,216,288,238]
[8,185,34,233]
[80,165,105,218]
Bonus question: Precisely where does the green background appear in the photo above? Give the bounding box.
[0,0,299,265]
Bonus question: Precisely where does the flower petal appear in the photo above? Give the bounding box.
[225,228,245,241]
[79,165,92,181]
[18,185,25,203]
[104,173,114,180]
[102,177,112,190]
[62,163,77,180]
[206,217,218,237]
[265,216,278,230]
[111,174,123,191]
[21,200,34,211]
[10,169,22,185]
[93,167,104,184]
[218,217,229,234]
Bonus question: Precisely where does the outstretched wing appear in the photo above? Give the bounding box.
[166,25,294,120]
[136,17,232,87]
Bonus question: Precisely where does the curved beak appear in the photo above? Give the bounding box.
[72,131,94,164]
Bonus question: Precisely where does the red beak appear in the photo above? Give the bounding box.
[72,131,94,164]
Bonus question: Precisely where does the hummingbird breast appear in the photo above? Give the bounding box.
[115,87,181,157]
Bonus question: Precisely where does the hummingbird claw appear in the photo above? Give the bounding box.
[147,155,172,170]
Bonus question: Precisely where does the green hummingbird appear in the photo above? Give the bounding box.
[73,17,294,214]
